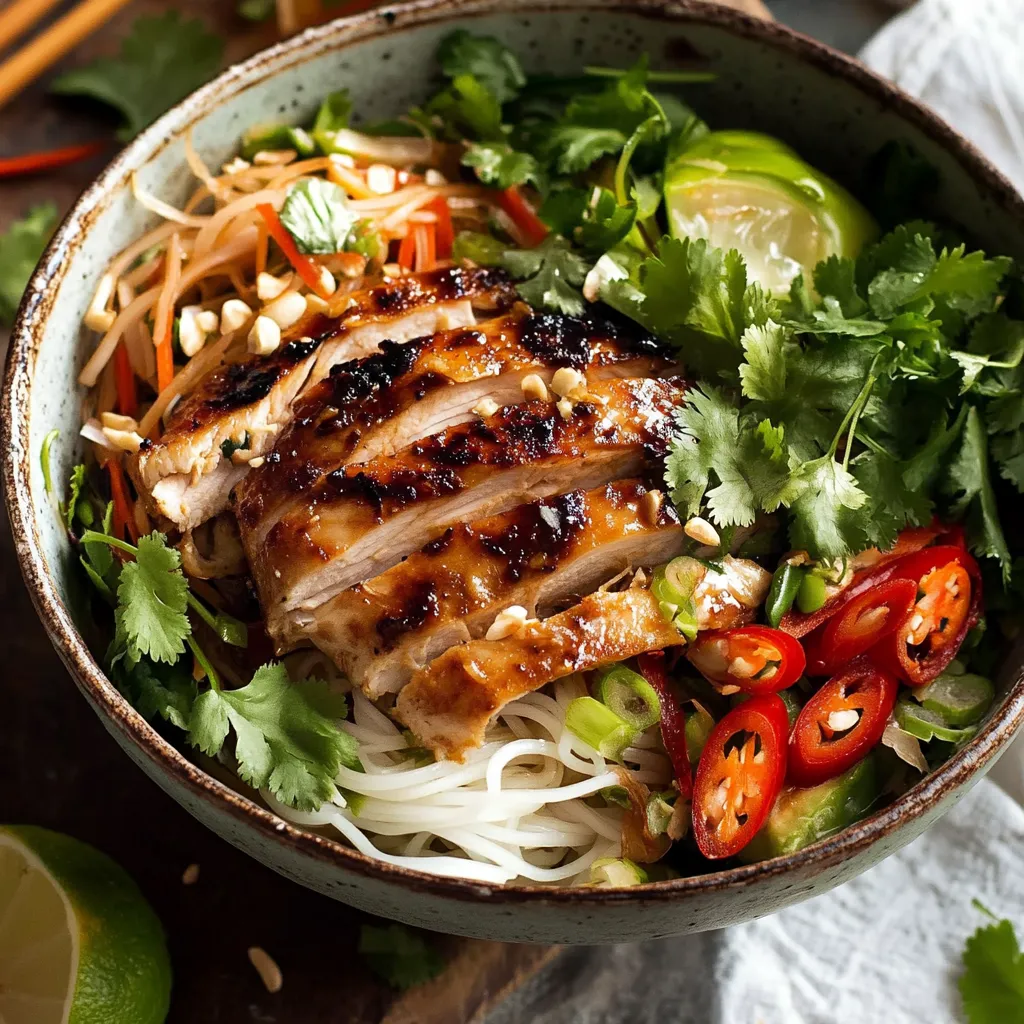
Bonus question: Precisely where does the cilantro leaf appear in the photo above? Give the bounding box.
[111,655,197,731]
[853,449,933,550]
[574,188,637,255]
[0,203,58,326]
[739,320,789,402]
[359,924,446,991]
[313,90,353,136]
[437,31,525,105]
[426,74,503,141]
[115,532,190,666]
[813,255,867,318]
[279,178,359,254]
[65,463,86,531]
[502,236,590,315]
[51,13,223,140]
[787,455,869,561]
[462,142,543,190]
[541,125,628,174]
[959,907,1024,1024]
[189,662,359,811]
[944,406,1012,578]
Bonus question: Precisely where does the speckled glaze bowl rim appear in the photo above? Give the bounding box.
[5,0,1024,908]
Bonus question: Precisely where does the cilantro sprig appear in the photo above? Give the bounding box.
[960,902,1024,1023]
[0,204,58,327]
[359,924,446,991]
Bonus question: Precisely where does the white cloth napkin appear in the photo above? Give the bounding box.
[489,6,1024,1022]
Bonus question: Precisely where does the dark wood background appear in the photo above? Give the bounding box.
[0,0,766,1019]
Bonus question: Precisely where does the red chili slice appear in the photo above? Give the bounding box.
[688,626,806,694]
[692,694,789,859]
[870,545,982,686]
[805,578,918,676]
[637,652,692,799]
[789,662,898,787]
[780,524,942,638]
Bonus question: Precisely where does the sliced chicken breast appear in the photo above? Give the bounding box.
[395,587,683,761]
[295,479,684,695]
[239,376,684,640]
[236,305,672,548]
[128,266,516,530]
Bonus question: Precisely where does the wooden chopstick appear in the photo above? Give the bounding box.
[0,0,65,54]
[0,0,135,110]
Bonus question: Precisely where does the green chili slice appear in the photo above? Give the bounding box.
[766,563,805,627]
[596,665,662,731]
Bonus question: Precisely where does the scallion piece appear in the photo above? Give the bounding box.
[796,573,828,614]
[685,700,715,764]
[917,672,994,727]
[40,428,59,495]
[596,665,662,731]
[652,556,704,641]
[645,791,676,837]
[601,785,632,809]
[564,696,636,760]
[589,857,649,887]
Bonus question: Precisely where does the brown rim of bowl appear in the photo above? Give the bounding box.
[4,0,1024,906]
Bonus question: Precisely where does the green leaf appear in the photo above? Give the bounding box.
[813,255,867,318]
[0,203,58,326]
[541,125,628,174]
[188,662,359,811]
[437,30,525,105]
[359,924,446,991]
[65,463,86,531]
[279,178,359,255]
[313,90,353,136]
[427,74,503,141]
[944,406,1012,578]
[739,320,789,402]
[462,142,543,190]
[502,236,590,315]
[959,910,1024,1024]
[853,449,933,550]
[115,532,191,666]
[574,188,637,256]
[111,655,197,731]
[237,0,275,20]
[51,13,223,140]
[787,455,869,561]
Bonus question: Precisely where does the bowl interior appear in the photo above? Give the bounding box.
[8,0,1024,933]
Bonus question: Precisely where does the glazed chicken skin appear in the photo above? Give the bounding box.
[128,265,516,531]
[234,306,672,542]
[238,375,685,641]
[295,479,686,695]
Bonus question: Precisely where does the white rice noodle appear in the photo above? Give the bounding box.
[266,685,628,885]
[132,172,212,228]
[192,190,284,262]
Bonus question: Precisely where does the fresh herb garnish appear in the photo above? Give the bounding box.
[0,203,58,326]
[51,13,224,140]
[279,178,360,255]
[960,902,1024,1023]
[359,924,446,991]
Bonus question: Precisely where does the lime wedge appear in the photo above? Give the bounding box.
[665,130,877,293]
[0,826,171,1024]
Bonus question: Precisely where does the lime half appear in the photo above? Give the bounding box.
[665,130,877,293]
[0,826,171,1024]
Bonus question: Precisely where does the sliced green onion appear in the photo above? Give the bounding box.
[185,593,248,649]
[796,573,828,614]
[339,788,368,816]
[40,428,59,495]
[652,556,704,641]
[589,857,649,887]
[917,672,994,727]
[685,700,715,764]
[600,785,632,809]
[240,123,316,160]
[645,791,676,837]
[596,665,661,731]
[895,697,977,744]
[766,563,805,627]
[564,697,636,760]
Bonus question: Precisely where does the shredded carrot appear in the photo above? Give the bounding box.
[112,342,138,418]
[256,203,328,296]
[153,232,183,395]
[108,460,139,544]
[397,231,417,271]
[414,223,436,272]
[255,220,269,277]
[498,186,549,247]
[429,197,455,259]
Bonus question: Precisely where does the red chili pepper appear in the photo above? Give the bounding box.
[256,203,327,296]
[637,652,691,799]
[870,545,982,686]
[497,186,549,247]
[780,524,943,638]
[428,197,455,259]
[687,626,806,694]
[789,662,898,787]
[804,577,919,676]
[0,141,105,178]
[692,694,789,859]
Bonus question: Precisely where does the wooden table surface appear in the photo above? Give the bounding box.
[0,1,776,1020]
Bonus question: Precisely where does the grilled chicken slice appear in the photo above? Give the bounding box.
[236,306,672,547]
[239,376,684,641]
[295,479,685,695]
[395,557,774,762]
[395,588,683,761]
[128,266,516,530]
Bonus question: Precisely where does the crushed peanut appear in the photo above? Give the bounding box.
[486,605,530,641]
[472,397,500,418]
[550,367,588,400]
[220,298,253,334]
[256,272,289,302]
[102,427,144,453]
[248,315,282,356]
[178,305,210,357]
[366,163,398,194]
[248,456,266,469]
[684,516,721,547]
[262,290,306,331]
[252,149,296,166]
[305,293,330,315]
[556,397,574,421]
[641,489,663,525]
[521,374,549,402]
[247,946,283,993]
[317,265,336,297]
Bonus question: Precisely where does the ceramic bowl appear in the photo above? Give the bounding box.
[5,0,1024,944]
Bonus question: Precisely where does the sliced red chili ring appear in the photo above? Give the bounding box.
[804,578,918,676]
[870,545,982,686]
[688,625,806,694]
[637,652,691,799]
[692,694,789,859]
[788,662,899,787]
[779,524,942,639]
